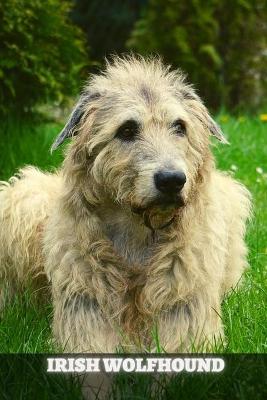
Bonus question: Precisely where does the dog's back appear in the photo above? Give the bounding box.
[0,166,62,308]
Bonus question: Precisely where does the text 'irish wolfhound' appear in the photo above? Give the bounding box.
[0,56,251,352]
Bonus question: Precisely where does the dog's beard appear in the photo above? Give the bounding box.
[132,196,185,231]
[143,206,177,230]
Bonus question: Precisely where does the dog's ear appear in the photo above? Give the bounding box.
[205,113,229,144]
[182,89,229,144]
[51,93,100,152]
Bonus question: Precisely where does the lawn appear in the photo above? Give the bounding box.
[0,115,266,398]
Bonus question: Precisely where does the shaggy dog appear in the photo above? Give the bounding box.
[0,56,251,352]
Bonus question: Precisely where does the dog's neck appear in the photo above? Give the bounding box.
[96,202,158,265]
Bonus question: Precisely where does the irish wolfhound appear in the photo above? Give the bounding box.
[0,56,251,352]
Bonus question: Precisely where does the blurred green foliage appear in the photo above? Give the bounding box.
[71,0,145,62]
[0,0,87,115]
[0,0,266,114]
[128,0,267,111]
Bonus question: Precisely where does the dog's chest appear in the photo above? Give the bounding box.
[110,230,154,265]
[102,212,155,265]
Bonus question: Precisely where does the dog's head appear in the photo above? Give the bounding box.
[53,56,227,230]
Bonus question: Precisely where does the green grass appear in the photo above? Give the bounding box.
[0,118,63,181]
[0,116,266,398]
[214,115,267,353]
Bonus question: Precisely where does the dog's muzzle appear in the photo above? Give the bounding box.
[131,194,184,231]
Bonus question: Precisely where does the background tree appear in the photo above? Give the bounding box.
[128,0,267,111]
[0,0,86,115]
[215,0,267,110]
[71,0,146,63]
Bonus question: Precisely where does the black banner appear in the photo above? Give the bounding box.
[0,354,266,399]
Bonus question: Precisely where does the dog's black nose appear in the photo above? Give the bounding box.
[154,170,186,194]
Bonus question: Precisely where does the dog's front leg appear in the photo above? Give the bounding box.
[143,244,224,352]
[44,210,128,353]
[51,289,121,353]
[155,294,224,352]
[48,248,126,353]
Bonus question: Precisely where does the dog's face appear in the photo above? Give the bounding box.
[53,57,227,230]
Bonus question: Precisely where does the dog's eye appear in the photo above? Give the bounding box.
[171,119,186,137]
[116,120,139,141]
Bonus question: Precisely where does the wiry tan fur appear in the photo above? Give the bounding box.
[0,56,251,352]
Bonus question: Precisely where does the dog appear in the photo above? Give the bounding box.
[0,56,251,352]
